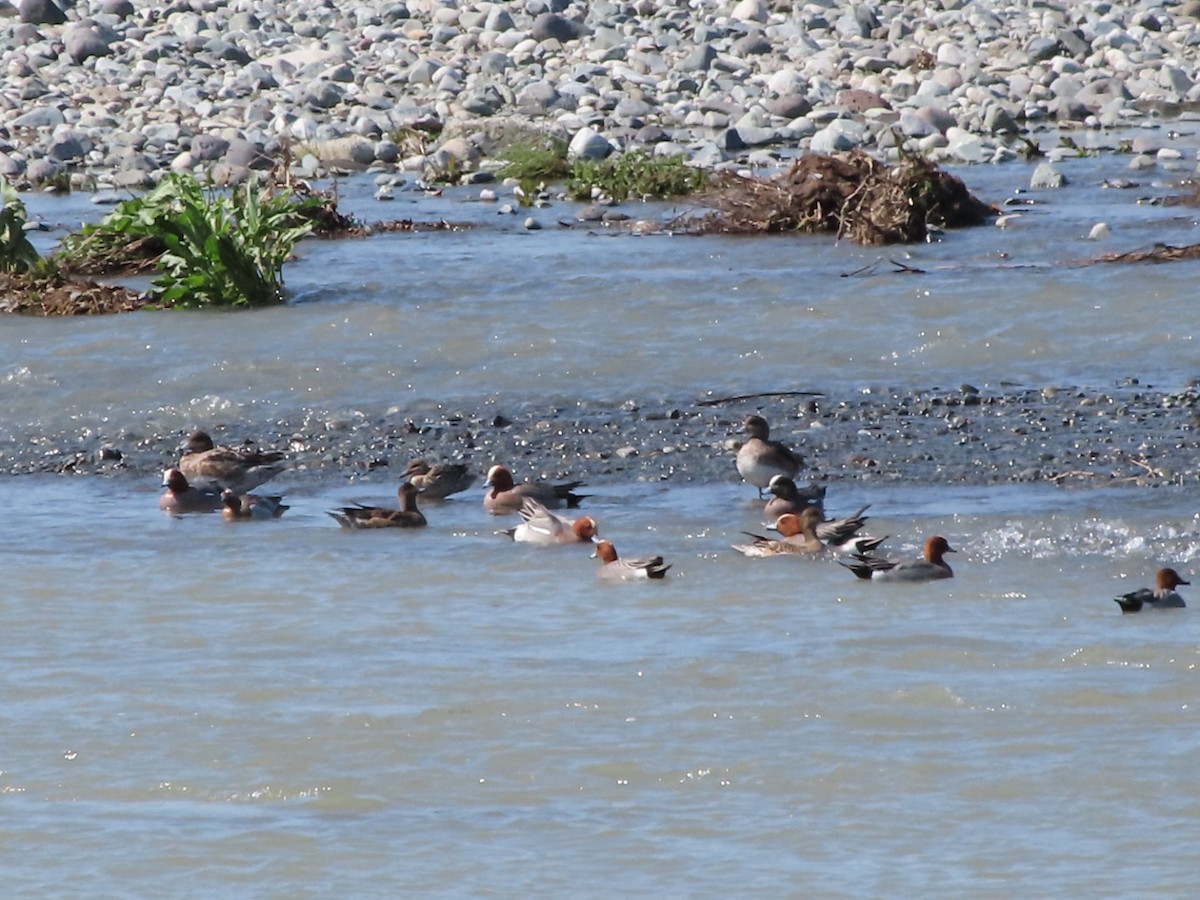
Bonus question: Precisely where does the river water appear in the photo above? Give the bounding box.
[3,132,1199,897]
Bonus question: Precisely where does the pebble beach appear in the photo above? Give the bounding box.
[4,0,1200,189]
[3,0,1199,490]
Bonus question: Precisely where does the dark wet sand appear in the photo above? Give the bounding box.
[7,380,1198,491]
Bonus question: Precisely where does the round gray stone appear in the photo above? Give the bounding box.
[189,134,231,162]
[64,25,115,64]
[19,0,66,25]
[532,13,584,42]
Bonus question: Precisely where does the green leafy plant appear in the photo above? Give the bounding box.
[0,179,41,274]
[55,191,169,275]
[496,138,570,186]
[566,151,708,201]
[153,175,315,307]
[55,173,318,307]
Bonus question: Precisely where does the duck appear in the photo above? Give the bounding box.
[328,482,427,529]
[733,507,826,558]
[839,535,956,582]
[159,468,223,514]
[484,464,587,515]
[220,488,289,521]
[815,504,872,549]
[831,533,889,557]
[403,459,475,500]
[762,502,871,547]
[1114,568,1189,613]
[762,474,826,519]
[735,414,803,496]
[502,498,599,545]
[592,540,671,580]
[179,430,287,492]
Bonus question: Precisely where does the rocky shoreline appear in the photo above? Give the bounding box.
[6,380,1198,491]
[3,1,1200,192]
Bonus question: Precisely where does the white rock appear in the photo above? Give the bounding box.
[568,126,613,160]
[731,0,768,24]
[1030,162,1066,189]
[944,127,986,163]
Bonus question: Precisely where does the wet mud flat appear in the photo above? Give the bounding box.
[5,380,1198,492]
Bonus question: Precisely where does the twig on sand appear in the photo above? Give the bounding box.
[1050,470,1096,483]
[697,390,825,407]
[841,258,926,277]
[1124,455,1168,479]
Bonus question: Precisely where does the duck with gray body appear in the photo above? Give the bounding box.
[159,468,223,514]
[221,488,289,520]
[179,430,287,492]
[592,540,671,580]
[484,464,587,515]
[840,535,956,582]
[1114,568,1189,613]
[736,415,803,497]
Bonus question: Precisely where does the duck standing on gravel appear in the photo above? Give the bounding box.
[179,430,287,492]
[736,415,802,497]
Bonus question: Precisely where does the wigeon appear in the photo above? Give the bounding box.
[1114,568,1189,613]
[736,415,803,496]
[502,498,599,545]
[763,502,871,547]
[592,540,672,580]
[733,507,826,558]
[220,488,289,521]
[159,468,223,514]
[403,459,475,500]
[179,430,287,492]
[484,464,587,515]
[839,535,956,582]
[815,504,872,548]
[832,533,889,557]
[328,482,427,529]
[763,474,826,519]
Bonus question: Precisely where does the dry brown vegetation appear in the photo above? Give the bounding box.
[1094,243,1200,263]
[682,150,997,244]
[0,273,152,315]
